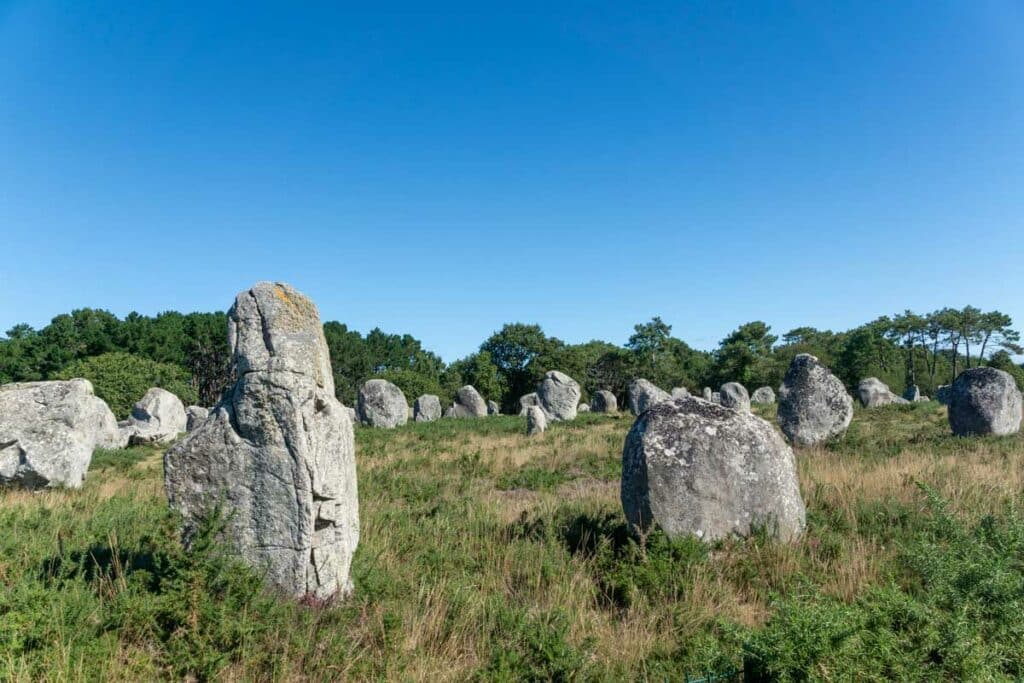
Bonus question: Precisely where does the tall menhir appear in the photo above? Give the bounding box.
[164,282,359,599]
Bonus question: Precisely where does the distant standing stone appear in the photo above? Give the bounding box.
[487,400,501,416]
[414,394,442,422]
[358,379,408,428]
[628,379,670,416]
[621,396,805,542]
[948,367,1022,436]
[591,390,618,414]
[751,386,776,405]
[578,402,590,413]
[719,382,751,413]
[537,370,582,422]
[0,379,122,489]
[525,405,547,435]
[123,387,188,445]
[451,385,488,418]
[185,405,209,432]
[711,392,721,405]
[702,387,713,401]
[857,378,908,408]
[671,387,690,399]
[777,354,853,447]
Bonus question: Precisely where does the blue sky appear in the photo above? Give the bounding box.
[2,1,1022,361]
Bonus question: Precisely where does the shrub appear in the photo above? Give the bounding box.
[57,352,197,418]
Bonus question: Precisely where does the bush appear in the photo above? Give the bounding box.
[57,352,197,418]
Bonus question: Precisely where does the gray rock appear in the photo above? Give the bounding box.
[525,405,547,435]
[621,396,805,543]
[537,370,581,422]
[443,406,455,418]
[122,388,187,445]
[185,405,209,432]
[751,386,776,405]
[628,379,671,416]
[487,400,501,416]
[903,384,921,402]
[711,392,721,405]
[936,385,952,405]
[357,379,408,428]
[414,394,442,422]
[948,368,1022,437]
[702,387,713,401]
[671,387,690,399]
[591,390,618,414]
[451,385,488,418]
[857,378,908,408]
[518,392,540,416]
[578,402,590,413]
[0,379,121,488]
[164,282,359,600]
[778,354,853,447]
[719,382,751,413]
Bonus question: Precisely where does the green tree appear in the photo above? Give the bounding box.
[57,352,197,418]
[480,324,561,411]
[712,321,779,388]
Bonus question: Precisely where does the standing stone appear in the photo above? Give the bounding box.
[357,379,408,428]
[903,385,921,402]
[778,354,853,447]
[525,405,547,436]
[621,397,805,542]
[671,387,690,399]
[578,402,590,413]
[591,390,618,414]
[751,386,776,405]
[719,382,751,413]
[711,392,721,405]
[936,385,952,406]
[451,385,488,418]
[413,394,442,422]
[443,406,455,418]
[628,379,671,416]
[948,367,1022,436]
[185,406,209,432]
[122,388,188,445]
[0,379,122,489]
[857,378,908,408]
[518,392,540,416]
[487,400,501,416]
[702,387,713,401]
[537,370,582,422]
[164,282,359,600]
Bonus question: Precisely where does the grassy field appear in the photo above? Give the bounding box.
[3,402,1024,681]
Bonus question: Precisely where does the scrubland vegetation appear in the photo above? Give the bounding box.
[3,402,1024,680]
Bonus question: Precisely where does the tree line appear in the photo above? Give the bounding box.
[1,305,1020,418]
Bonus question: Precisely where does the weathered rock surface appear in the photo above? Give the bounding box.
[357,379,408,428]
[936,385,952,406]
[671,387,690,399]
[164,282,359,600]
[123,388,187,445]
[185,406,209,432]
[591,390,618,413]
[526,405,547,435]
[628,379,670,416]
[948,368,1023,437]
[414,394,442,422]
[778,354,853,447]
[719,382,751,413]
[518,392,540,416]
[751,386,776,405]
[621,397,805,542]
[711,391,721,405]
[0,379,121,488]
[857,378,908,408]
[451,385,488,418]
[537,370,581,422]
[487,400,501,416]
[344,406,358,424]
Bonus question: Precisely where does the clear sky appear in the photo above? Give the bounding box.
[2,2,1022,361]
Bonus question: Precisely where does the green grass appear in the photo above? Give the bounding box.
[2,407,1024,680]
